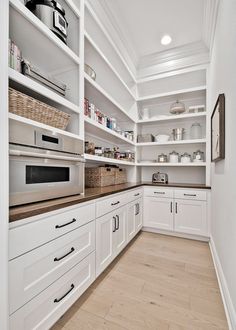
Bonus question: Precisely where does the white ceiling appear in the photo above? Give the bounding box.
[101,0,206,61]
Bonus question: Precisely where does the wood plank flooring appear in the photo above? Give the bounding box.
[51,232,228,330]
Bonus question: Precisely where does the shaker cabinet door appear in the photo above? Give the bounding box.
[114,206,127,255]
[95,213,115,276]
[174,199,208,236]
[143,197,174,231]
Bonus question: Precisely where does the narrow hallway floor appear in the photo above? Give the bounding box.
[52,232,228,330]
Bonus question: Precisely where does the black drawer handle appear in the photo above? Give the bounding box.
[154,191,165,194]
[54,247,75,262]
[184,193,197,197]
[111,201,120,206]
[54,284,74,303]
[175,202,178,214]
[55,218,76,229]
[134,193,140,196]
[170,202,173,213]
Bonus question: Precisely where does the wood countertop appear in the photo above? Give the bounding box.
[9,182,211,223]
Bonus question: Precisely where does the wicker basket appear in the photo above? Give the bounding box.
[85,167,116,188]
[9,87,70,130]
[114,168,127,185]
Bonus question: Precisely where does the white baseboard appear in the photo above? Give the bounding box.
[142,227,209,242]
[209,237,236,330]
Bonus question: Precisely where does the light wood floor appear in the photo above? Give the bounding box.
[52,232,228,330]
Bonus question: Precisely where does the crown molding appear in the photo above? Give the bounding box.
[137,41,209,80]
[203,0,220,56]
[85,0,137,80]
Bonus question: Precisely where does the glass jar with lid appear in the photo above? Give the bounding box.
[193,150,204,162]
[190,122,202,139]
[157,153,168,163]
[169,151,179,163]
[181,152,191,163]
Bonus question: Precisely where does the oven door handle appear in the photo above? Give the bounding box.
[9,149,85,162]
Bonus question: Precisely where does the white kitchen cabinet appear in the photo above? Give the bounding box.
[10,252,95,330]
[96,205,127,276]
[127,198,143,242]
[143,197,174,231]
[174,199,208,236]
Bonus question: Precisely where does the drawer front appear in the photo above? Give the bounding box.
[174,189,207,201]
[9,221,95,314]
[9,202,96,260]
[10,252,95,330]
[144,187,174,199]
[127,188,143,203]
[96,193,127,218]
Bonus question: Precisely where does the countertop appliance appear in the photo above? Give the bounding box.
[152,172,168,184]
[9,119,84,206]
[25,0,68,44]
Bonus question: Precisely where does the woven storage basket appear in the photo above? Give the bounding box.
[114,168,127,185]
[9,87,70,130]
[85,167,116,188]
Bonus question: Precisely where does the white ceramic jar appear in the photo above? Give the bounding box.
[190,123,202,139]
[169,151,179,163]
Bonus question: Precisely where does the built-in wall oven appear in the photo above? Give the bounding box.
[9,118,84,206]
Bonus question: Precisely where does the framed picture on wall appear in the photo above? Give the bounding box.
[211,93,225,162]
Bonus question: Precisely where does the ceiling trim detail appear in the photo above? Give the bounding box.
[85,0,217,81]
[203,0,220,56]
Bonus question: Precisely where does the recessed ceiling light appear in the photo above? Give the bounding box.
[161,35,172,46]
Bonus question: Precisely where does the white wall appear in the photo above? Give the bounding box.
[208,0,236,327]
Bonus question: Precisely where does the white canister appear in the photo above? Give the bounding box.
[141,108,150,120]
[169,151,179,163]
[181,152,191,163]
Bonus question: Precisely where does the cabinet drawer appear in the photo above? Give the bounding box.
[144,187,174,199]
[10,252,95,330]
[174,189,207,201]
[9,203,96,260]
[96,193,127,218]
[9,221,95,314]
[126,188,143,203]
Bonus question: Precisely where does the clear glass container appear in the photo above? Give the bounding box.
[157,153,168,163]
[193,150,204,162]
[170,100,186,114]
[181,152,191,163]
[169,151,179,163]
[190,122,202,139]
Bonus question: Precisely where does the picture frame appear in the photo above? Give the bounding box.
[211,93,225,162]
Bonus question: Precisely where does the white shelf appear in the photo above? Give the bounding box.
[9,113,84,140]
[9,68,80,114]
[84,31,136,100]
[136,139,206,147]
[85,154,135,166]
[137,112,206,124]
[84,73,135,122]
[65,0,81,18]
[85,117,135,146]
[136,162,207,167]
[137,86,206,102]
[10,0,80,67]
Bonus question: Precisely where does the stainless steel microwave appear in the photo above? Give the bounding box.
[9,118,84,206]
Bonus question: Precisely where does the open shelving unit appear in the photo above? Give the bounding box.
[6,0,211,188]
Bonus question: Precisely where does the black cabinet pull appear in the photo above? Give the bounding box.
[54,247,75,262]
[135,203,140,216]
[134,193,140,196]
[154,191,165,194]
[111,201,120,206]
[54,284,74,303]
[112,216,116,232]
[55,218,76,229]
[116,215,120,230]
[175,202,178,214]
[184,193,197,197]
[170,202,173,213]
